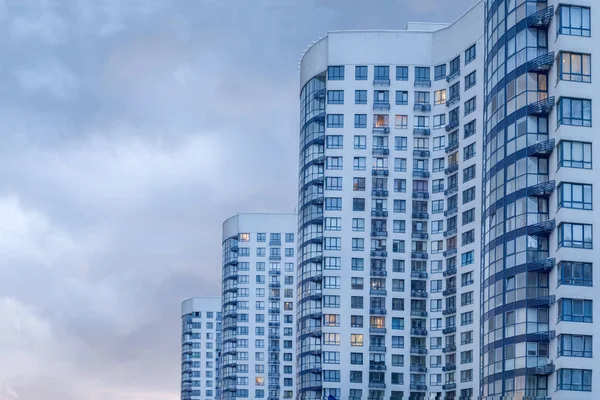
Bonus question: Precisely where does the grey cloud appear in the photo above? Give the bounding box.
[0,0,478,399]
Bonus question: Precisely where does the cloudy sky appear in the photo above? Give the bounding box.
[0,0,475,399]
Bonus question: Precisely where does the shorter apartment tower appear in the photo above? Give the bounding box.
[221,213,297,400]
[181,297,222,400]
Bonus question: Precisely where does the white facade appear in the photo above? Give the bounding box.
[221,213,297,400]
[297,3,484,400]
[181,296,222,400]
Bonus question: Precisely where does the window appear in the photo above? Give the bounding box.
[326,177,343,191]
[461,250,474,266]
[557,368,592,392]
[350,352,363,364]
[354,114,366,128]
[559,52,591,83]
[324,314,340,327]
[432,200,443,214]
[324,276,341,289]
[392,336,404,348]
[461,350,473,364]
[558,223,592,249]
[392,240,405,253]
[558,261,593,287]
[464,120,476,138]
[395,90,408,105]
[394,179,406,193]
[558,98,592,127]
[349,371,362,383]
[557,5,591,37]
[328,66,344,80]
[462,187,475,204]
[323,295,340,308]
[391,317,404,330]
[326,156,342,170]
[461,291,473,306]
[355,90,367,104]
[434,64,446,81]
[352,238,364,251]
[558,334,593,357]
[433,158,444,172]
[327,114,344,128]
[350,334,363,346]
[464,44,476,64]
[463,165,475,182]
[430,318,441,331]
[325,198,342,211]
[324,237,341,250]
[558,141,592,169]
[433,136,445,151]
[325,217,342,231]
[461,311,473,325]
[393,260,405,272]
[355,66,368,80]
[392,279,404,292]
[463,143,475,161]
[461,230,474,246]
[449,55,460,76]
[396,66,408,81]
[374,65,389,81]
[393,220,405,233]
[464,71,476,90]
[394,158,407,172]
[433,114,446,130]
[353,198,365,211]
[323,370,341,382]
[434,89,446,105]
[351,296,363,309]
[351,258,364,271]
[464,97,476,116]
[327,90,343,104]
[326,135,343,149]
[432,179,444,193]
[351,277,364,290]
[461,271,473,287]
[323,351,340,364]
[558,183,592,210]
[354,135,367,150]
[395,115,408,129]
[430,280,442,293]
[395,136,407,151]
[430,299,442,311]
[558,298,593,323]
[393,200,406,213]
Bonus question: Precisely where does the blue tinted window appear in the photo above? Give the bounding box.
[395,66,408,81]
[558,98,592,127]
[558,5,591,37]
[355,66,368,80]
[327,66,344,80]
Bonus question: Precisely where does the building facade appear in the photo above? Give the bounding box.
[181,296,222,400]
[221,213,297,400]
[297,3,485,400]
[481,0,598,399]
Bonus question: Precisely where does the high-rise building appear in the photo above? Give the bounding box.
[481,1,597,399]
[181,297,222,400]
[221,213,298,400]
[297,3,485,399]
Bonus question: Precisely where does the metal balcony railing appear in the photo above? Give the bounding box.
[527,5,554,28]
[414,127,431,136]
[373,101,391,111]
[527,257,555,273]
[528,51,555,73]
[528,220,555,237]
[414,103,432,112]
[445,163,459,175]
[446,95,460,107]
[445,140,459,154]
[371,189,389,197]
[527,139,555,158]
[527,97,555,116]
[372,126,390,134]
[446,69,460,82]
[445,120,459,132]
[527,181,556,197]
[414,79,432,88]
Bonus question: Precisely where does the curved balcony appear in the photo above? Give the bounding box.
[527,5,554,28]
[528,139,555,158]
[446,69,460,82]
[410,310,428,317]
[443,247,457,257]
[443,286,456,296]
[527,181,556,198]
[370,268,387,277]
[412,232,429,240]
[443,228,457,238]
[443,364,456,372]
[410,384,427,391]
[443,267,457,277]
[445,120,459,132]
[528,51,555,73]
[446,95,460,107]
[444,185,458,196]
[373,101,391,111]
[442,344,456,353]
[445,163,459,175]
[371,230,388,238]
[528,220,555,237]
[442,382,457,390]
[372,147,390,156]
[445,140,459,154]
[411,290,428,298]
[410,364,427,373]
[527,257,555,273]
[442,326,456,334]
[443,306,457,315]
[527,97,555,116]
[413,170,430,178]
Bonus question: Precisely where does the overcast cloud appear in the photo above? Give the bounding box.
[0,0,475,399]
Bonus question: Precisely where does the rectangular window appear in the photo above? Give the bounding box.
[433,136,445,151]
[461,250,474,266]
[463,143,475,161]
[432,179,444,193]
[374,66,389,81]
[355,90,367,104]
[351,258,364,271]
[558,98,592,127]
[395,136,407,151]
[465,44,476,65]
[463,165,475,181]
[464,120,476,138]
[327,114,344,128]
[434,64,446,81]
[464,96,476,116]
[355,66,368,80]
[326,135,343,149]
[324,237,341,250]
[353,198,365,211]
[464,71,476,90]
[393,200,406,213]
[449,56,460,76]
[327,66,344,80]
[326,156,343,170]
[394,158,407,172]
[558,141,592,169]
[558,298,593,323]
[325,177,343,191]
[558,223,593,249]
[393,220,406,233]
[394,179,406,193]
[559,52,591,83]
[558,261,593,287]
[557,5,591,37]
[353,157,366,171]
[433,114,446,130]
[558,182,592,210]
[354,135,367,150]
[434,89,446,105]
[396,66,408,81]
[350,334,363,347]
[557,368,592,391]
[327,90,344,104]
[351,218,365,232]
[395,115,408,129]
[354,114,367,128]
[558,334,593,358]
[395,90,408,105]
[351,238,364,251]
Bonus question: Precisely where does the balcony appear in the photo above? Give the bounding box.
[410,346,427,355]
[528,51,555,73]
[268,307,280,314]
[446,69,460,82]
[411,271,428,279]
[412,192,430,200]
[373,101,391,111]
[527,257,555,273]
[527,180,555,198]
[413,170,430,178]
[371,189,389,197]
[446,94,460,107]
[414,79,431,88]
[410,327,428,336]
[527,361,554,376]
[268,345,280,352]
[527,97,555,116]
[443,267,457,277]
[410,364,427,373]
[371,230,388,238]
[370,289,387,296]
[370,307,387,315]
[528,220,555,237]
[443,306,457,315]
[527,330,556,342]
[411,290,428,298]
[410,310,428,317]
[412,211,429,220]
[414,103,432,112]
[370,250,388,258]
[369,362,387,371]
[369,345,387,352]
[444,163,459,175]
[372,126,390,134]
[268,295,280,301]
[368,382,386,389]
[269,282,281,288]
[443,247,457,257]
[443,228,457,238]
[527,5,554,28]
[442,326,456,334]
[410,384,427,391]
[372,147,390,156]
[443,364,456,372]
[269,255,281,261]
[445,120,459,132]
[444,207,458,218]
[413,149,431,158]
[443,344,457,353]
[527,139,555,158]
[370,269,388,277]
[445,140,459,154]
[371,210,389,218]
[443,286,456,296]
[373,78,391,86]
[442,382,457,390]
[268,321,280,327]
[371,168,389,177]
[369,326,387,334]
[528,295,556,308]
[269,269,281,275]
[413,127,431,136]
[411,251,429,260]
[444,185,458,196]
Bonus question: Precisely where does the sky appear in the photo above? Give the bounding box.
[0,0,476,399]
